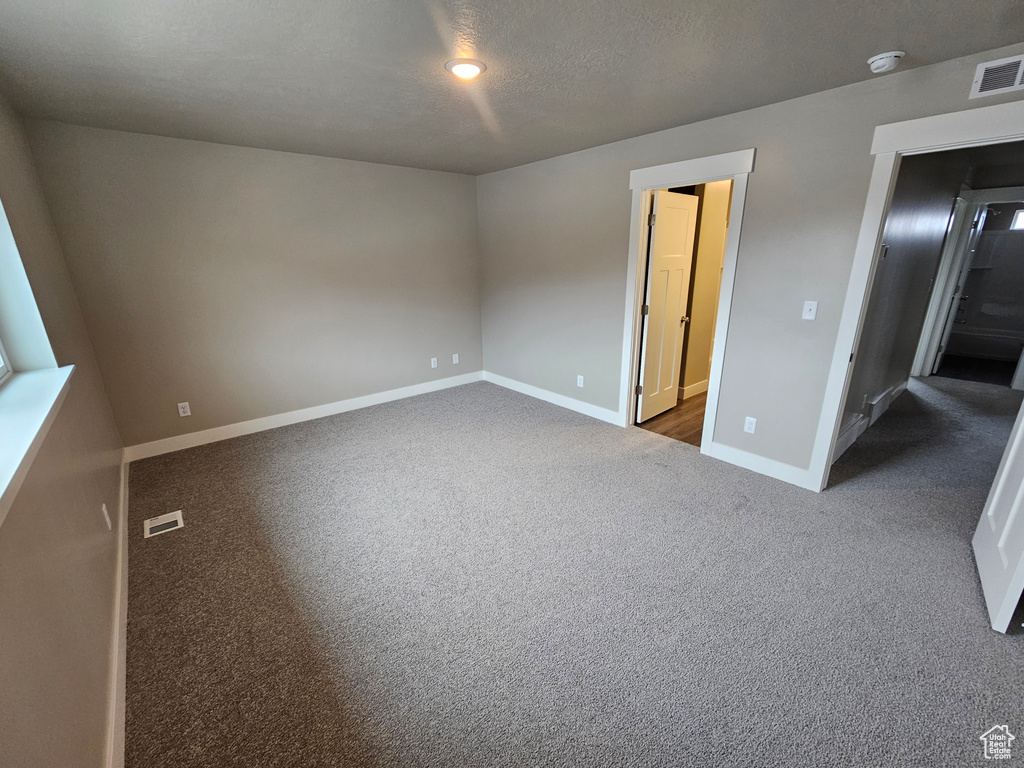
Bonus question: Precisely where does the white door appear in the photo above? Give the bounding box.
[637,190,699,422]
[932,205,987,373]
[973,398,1024,632]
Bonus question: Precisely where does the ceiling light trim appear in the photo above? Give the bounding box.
[445,58,486,80]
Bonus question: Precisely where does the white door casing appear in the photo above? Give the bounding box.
[931,205,987,373]
[973,397,1024,633]
[820,100,1024,492]
[637,191,699,422]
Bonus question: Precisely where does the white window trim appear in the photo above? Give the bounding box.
[0,334,11,387]
[0,366,74,528]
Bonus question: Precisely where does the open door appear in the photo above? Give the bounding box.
[973,398,1024,632]
[637,190,699,422]
[931,205,987,374]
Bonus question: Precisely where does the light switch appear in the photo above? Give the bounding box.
[802,301,818,321]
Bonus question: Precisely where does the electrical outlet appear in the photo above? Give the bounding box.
[452,353,459,365]
[577,375,584,388]
[101,503,112,530]
[744,416,757,434]
[430,357,438,369]
[802,301,818,320]
[177,401,191,417]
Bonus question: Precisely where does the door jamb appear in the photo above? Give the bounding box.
[817,100,1024,490]
[619,149,755,458]
[911,185,1024,379]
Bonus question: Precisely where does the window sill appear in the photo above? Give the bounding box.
[0,365,74,528]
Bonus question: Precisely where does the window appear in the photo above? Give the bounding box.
[1011,209,1024,230]
[0,333,10,386]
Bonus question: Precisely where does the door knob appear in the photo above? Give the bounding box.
[681,316,690,323]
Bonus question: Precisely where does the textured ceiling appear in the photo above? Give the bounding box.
[0,0,1022,174]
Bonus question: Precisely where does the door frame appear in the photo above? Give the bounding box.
[818,100,1024,490]
[911,185,1024,378]
[619,149,755,455]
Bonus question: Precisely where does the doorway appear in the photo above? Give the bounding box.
[619,149,754,460]
[635,180,733,447]
[828,134,1024,633]
[833,141,1024,462]
[911,188,1024,391]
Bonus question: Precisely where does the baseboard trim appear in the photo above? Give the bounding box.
[123,372,485,462]
[105,461,128,768]
[831,414,869,463]
[482,372,623,426]
[704,441,820,492]
[680,379,709,399]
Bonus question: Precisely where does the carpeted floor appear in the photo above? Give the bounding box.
[126,377,1024,767]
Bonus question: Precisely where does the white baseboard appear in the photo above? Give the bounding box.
[679,379,709,399]
[866,380,908,426]
[704,441,821,492]
[105,461,128,768]
[123,372,485,462]
[831,414,869,463]
[482,372,623,426]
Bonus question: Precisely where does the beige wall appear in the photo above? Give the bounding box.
[0,98,122,768]
[26,123,483,446]
[682,180,731,392]
[478,43,1024,470]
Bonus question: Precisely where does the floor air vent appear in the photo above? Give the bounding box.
[971,55,1024,99]
[144,510,184,538]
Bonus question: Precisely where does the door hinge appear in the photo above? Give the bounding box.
[648,212,656,227]
[641,304,649,316]
[635,384,643,395]
[849,352,854,362]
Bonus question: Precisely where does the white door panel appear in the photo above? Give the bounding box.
[638,190,698,422]
[973,398,1024,632]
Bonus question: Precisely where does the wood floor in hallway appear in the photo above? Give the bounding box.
[636,392,707,446]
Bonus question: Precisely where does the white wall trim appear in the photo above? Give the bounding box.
[871,100,1024,156]
[482,371,621,425]
[124,372,484,462]
[831,414,869,462]
[705,441,820,491]
[911,195,976,377]
[963,185,1024,204]
[105,462,128,768]
[629,149,756,191]
[0,365,73,528]
[700,175,749,454]
[818,100,1024,491]
[680,379,709,399]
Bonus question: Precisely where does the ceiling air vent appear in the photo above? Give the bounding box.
[970,55,1024,99]
[144,510,184,538]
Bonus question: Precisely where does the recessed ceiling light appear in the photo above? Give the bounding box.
[445,58,486,80]
[867,51,905,74]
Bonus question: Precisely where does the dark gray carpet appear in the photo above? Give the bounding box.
[126,377,1024,767]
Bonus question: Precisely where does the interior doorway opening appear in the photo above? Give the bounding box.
[634,180,733,447]
[833,141,1024,464]
[829,137,1024,633]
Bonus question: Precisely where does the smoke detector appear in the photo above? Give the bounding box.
[868,51,905,74]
